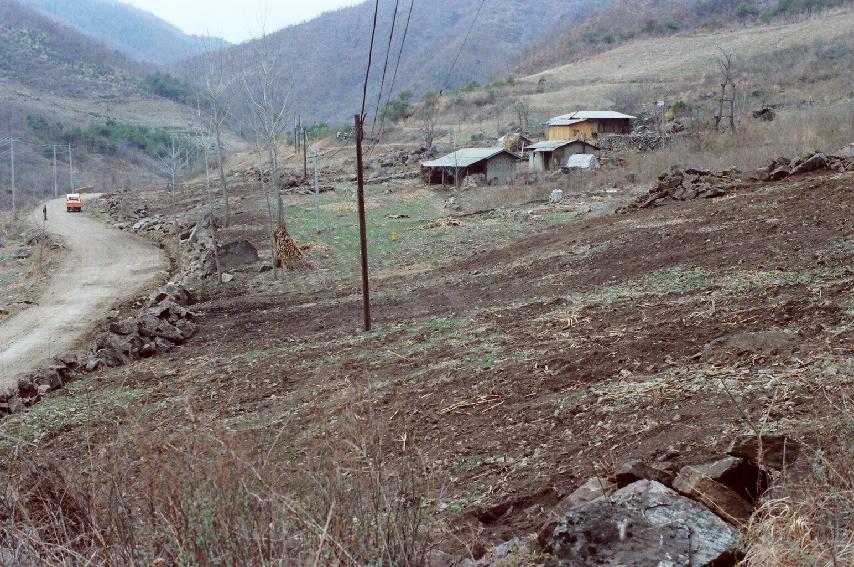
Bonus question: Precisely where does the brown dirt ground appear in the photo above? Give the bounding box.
[4,170,853,552]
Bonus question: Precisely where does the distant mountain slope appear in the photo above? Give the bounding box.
[0,0,139,95]
[184,0,610,123]
[514,0,853,75]
[18,0,228,65]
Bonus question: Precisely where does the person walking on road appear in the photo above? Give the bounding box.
[43,204,48,223]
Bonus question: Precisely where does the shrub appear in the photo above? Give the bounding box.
[142,72,189,102]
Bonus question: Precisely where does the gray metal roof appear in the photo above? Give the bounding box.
[527,139,600,152]
[421,148,518,168]
[547,110,636,126]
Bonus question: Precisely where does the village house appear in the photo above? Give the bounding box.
[421,148,521,186]
[526,139,600,172]
[545,110,635,141]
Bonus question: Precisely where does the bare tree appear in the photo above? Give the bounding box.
[512,99,531,133]
[196,96,222,282]
[198,35,235,228]
[158,137,183,269]
[240,28,292,225]
[418,92,440,149]
[715,48,737,132]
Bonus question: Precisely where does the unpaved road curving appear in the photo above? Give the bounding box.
[0,197,166,385]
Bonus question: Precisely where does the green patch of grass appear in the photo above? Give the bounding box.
[453,455,508,471]
[440,492,484,513]
[244,347,292,360]
[0,386,151,446]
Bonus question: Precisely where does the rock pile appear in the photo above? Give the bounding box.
[597,133,674,153]
[618,166,736,212]
[433,436,800,566]
[0,283,198,416]
[377,146,437,168]
[752,150,854,182]
[86,283,198,371]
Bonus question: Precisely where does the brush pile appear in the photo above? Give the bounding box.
[273,224,313,270]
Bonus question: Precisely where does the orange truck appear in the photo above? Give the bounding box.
[65,193,82,213]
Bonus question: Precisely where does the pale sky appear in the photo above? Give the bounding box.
[124,0,358,43]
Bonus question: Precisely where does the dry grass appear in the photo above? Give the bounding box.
[0,399,436,566]
[743,393,854,567]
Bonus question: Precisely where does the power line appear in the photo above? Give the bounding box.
[440,0,487,96]
[369,0,401,139]
[360,0,382,120]
[370,0,416,151]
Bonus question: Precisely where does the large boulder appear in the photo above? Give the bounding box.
[790,152,828,175]
[673,467,754,525]
[728,434,801,471]
[217,240,259,270]
[544,480,741,566]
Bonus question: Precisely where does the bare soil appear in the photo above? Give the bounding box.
[2,171,852,552]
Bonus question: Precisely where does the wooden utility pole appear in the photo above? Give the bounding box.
[354,114,372,331]
[10,138,16,217]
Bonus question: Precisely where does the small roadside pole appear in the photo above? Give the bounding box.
[303,128,308,179]
[52,145,58,198]
[68,144,74,192]
[354,114,372,331]
[313,148,321,233]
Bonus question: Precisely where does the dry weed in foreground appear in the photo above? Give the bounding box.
[0,400,435,566]
[743,420,854,565]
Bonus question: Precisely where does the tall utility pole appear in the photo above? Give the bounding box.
[354,114,371,332]
[10,138,16,217]
[313,149,321,233]
[52,145,58,198]
[68,144,74,192]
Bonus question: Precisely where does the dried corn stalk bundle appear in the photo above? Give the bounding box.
[273,224,313,270]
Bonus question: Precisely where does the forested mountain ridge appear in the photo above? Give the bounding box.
[181,0,612,124]
[17,0,228,65]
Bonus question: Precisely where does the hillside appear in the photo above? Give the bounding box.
[17,0,228,65]
[515,0,854,75]
[182,0,611,124]
[0,0,232,211]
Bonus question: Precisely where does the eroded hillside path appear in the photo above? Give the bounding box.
[0,196,166,385]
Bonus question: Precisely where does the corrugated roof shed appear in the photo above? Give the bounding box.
[422,148,517,168]
[546,110,636,126]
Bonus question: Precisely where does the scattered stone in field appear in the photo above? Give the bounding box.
[728,434,801,470]
[673,466,755,524]
[701,330,797,362]
[544,480,741,566]
[222,273,235,283]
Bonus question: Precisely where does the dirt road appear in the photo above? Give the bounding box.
[0,197,166,385]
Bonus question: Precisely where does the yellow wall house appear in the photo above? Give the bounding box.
[546,111,635,141]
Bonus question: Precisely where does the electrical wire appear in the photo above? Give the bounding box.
[370,0,416,153]
[440,0,487,96]
[360,0,382,121]
[369,0,401,140]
